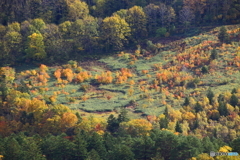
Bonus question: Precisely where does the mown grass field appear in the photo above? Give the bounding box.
[15,25,240,119]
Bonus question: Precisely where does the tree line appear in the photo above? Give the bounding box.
[0,0,239,66]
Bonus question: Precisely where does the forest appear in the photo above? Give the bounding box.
[0,0,240,160]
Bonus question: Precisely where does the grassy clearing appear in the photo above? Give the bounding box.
[14,24,240,119]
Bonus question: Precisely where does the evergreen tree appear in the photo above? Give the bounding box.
[210,48,218,60]
[183,97,190,106]
[192,119,199,130]
[218,26,230,43]
[202,137,216,153]
[3,136,22,160]
[159,117,169,129]
[175,121,183,133]
[231,88,237,94]
[218,102,229,116]
[132,136,156,160]
[207,89,214,105]
[87,132,107,160]
[230,94,238,107]
[107,114,120,133]
[151,130,179,160]
[171,136,203,160]
[163,106,169,118]
[108,144,135,160]
[87,149,102,160]
[73,133,88,160]
[117,109,129,123]
[201,65,209,74]
[194,102,203,113]
[41,133,75,160]
[231,137,240,153]
[103,132,116,151]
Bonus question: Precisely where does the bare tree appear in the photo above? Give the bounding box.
[179,6,195,29]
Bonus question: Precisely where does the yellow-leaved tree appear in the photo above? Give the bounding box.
[120,118,153,136]
[25,33,46,60]
[101,15,131,50]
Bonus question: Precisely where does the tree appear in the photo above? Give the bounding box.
[158,3,176,27]
[172,136,203,160]
[207,89,214,105]
[87,149,102,160]
[183,97,190,106]
[201,65,209,74]
[66,0,89,21]
[73,133,88,160]
[106,114,120,134]
[41,133,75,160]
[144,4,160,35]
[151,130,179,160]
[120,119,153,136]
[101,15,131,51]
[210,49,218,60]
[2,30,22,65]
[230,94,238,107]
[132,136,155,160]
[175,121,183,133]
[25,32,46,61]
[179,6,195,29]
[231,137,240,153]
[108,144,135,160]
[194,102,203,113]
[117,109,129,123]
[159,117,169,129]
[218,26,230,43]
[126,6,147,42]
[3,136,22,160]
[218,102,229,116]
[202,137,216,153]
[87,132,107,160]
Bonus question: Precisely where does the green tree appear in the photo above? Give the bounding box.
[230,94,238,107]
[218,102,229,116]
[117,109,129,123]
[202,137,216,153]
[108,144,135,160]
[25,32,46,61]
[73,133,88,160]
[175,121,183,133]
[106,114,120,134]
[3,136,22,160]
[231,137,240,153]
[87,149,102,160]
[87,132,107,160]
[2,30,22,65]
[218,26,230,43]
[132,136,156,160]
[195,102,203,113]
[41,133,75,160]
[171,136,203,160]
[183,97,190,106]
[101,15,131,51]
[151,130,179,160]
[210,49,218,60]
[207,89,214,105]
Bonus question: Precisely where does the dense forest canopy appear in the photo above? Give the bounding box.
[0,0,240,66]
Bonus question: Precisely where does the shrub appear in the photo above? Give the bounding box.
[210,49,218,60]
[201,66,208,74]
[156,27,167,37]
[218,26,230,43]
